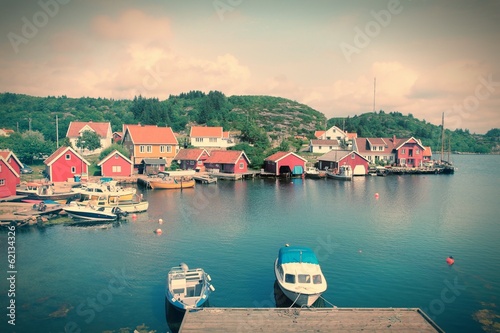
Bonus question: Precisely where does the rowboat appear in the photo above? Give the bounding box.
[149,177,195,190]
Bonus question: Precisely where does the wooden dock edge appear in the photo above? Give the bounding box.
[179,307,445,332]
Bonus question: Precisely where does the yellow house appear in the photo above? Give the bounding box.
[122,125,179,167]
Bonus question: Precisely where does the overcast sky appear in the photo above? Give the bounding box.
[1,0,499,133]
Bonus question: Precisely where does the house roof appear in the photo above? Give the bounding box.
[44,146,90,166]
[423,146,432,157]
[97,150,132,166]
[310,139,339,146]
[204,150,250,164]
[0,149,22,166]
[174,148,209,161]
[346,132,358,140]
[314,130,325,138]
[190,126,223,138]
[0,156,20,177]
[66,121,111,138]
[265,151,307,163]
[141,158,166,165]
[318,150,369,163]
[394,137,425,150]
[124,125,178,145]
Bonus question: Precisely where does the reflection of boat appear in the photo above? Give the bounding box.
[76,194,149,213]
[149,176,195,190]
[305,167,326,179]
[63,202,128,222]
[274,245,327,307]
[71,181,137,201]
[326,164,352,181]
[16,182,79,202]
[166,263,215,311]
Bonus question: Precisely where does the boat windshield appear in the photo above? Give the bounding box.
[313,274,322,284]
[285,274,295,284]
[298,274,311,283]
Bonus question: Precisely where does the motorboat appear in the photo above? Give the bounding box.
[16,182,79,202]
[71,181,136,201]
[274,245,327,307]
[326,164,353,181]
[166,263,215,311]
[304,167,326,179]
[75,193,149,213]
[63,202,128,222]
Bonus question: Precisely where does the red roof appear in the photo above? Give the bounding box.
[66,121,111,138]
[0,156,20,177]
[190,126,223,138]
[314,130,325,138]
[97,150,131,166]
[125,125,178,144]
[0,149,22,166]
[44,146,90,166]
[174,148,209,161]
[423,146,432,157]
[204,150,250,164]
[265,151,307,163]
[310,139,339,146]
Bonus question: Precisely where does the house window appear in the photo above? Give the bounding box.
[351,153,355,159]
[190,161,194,165]
[0,165,2,172]
[160,146,165,153]
[0,179,5,186]
[196,138,203,143]
[197,160,203,165]
[146,145,152,153]
[112,165,122,172]
[140,145,145,153]
[114,154,119,159]
[209,138,217,143]
[65,154,71,160]
[401,149,406,154]
[379,146,383,151]
[166,145,172,153]
[71,166,76,174]
[416,149,420,154]
[239,163,244,169]
[319,146,322,149]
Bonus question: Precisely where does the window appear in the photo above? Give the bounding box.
[239,163,244,169]
[114,154,119,159]
[379,146,383,151]
[0,179,5,186]
[285,274,295,284]
[146,145,152,153]
[166,145,172,153]
[197,160,203,165]
[160,145,165,153]
[71,166,76,174]
[313,275,322,284]
[140,145,145,153]
[298,274,311,283]
[351,153,355,159]
[196,138,203,143]
[65,154,71,160]
[401,149,406,154]
[416,149,420,154]
[112,166,122,173]
[209,138,217,143]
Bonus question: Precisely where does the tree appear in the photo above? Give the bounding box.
[76,131,102,152]
[98,144,130,161]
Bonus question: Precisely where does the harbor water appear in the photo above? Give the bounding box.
[1,154,499,332]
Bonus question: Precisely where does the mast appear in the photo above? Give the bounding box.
[440,112,445,161]
[56,115,59,148]
[373,77,376,112]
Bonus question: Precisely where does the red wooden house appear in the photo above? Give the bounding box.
[97,150,133,177]
[394,137,426,167]
[203,150,250,174]
[0,149,23,185]
[317,150,370,176]
[0,156,20,198]
[264,151,307,176]
[174,148,210,171]
[44,146,90,182]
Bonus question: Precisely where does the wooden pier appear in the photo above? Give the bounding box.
[178,307,444,332]
[193,174,217,184]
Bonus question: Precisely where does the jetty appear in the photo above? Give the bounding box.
[193,174,217,184]
[178,307,444,332]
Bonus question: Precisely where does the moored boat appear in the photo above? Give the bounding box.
[274,245,327,307]
[166,263,215,311]
[16,182,80,202]
[63,202,128,222]
[71,181,137,201]
[326,164,353,181]
[75,194,149,213]
[305,167,326,179]
[149,176,195,190]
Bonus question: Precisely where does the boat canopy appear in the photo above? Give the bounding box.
[278,246,319,265]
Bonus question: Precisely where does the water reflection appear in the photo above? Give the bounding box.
[273,280,325,308]
[165,298,184,333]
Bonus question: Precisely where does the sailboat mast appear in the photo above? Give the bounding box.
[440,112,445,161]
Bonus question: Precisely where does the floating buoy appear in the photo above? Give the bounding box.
[155,228,162,234]
[375,193,379,198]
[159,218,163,224]
[446,256,454,265]
[131,213,137,220]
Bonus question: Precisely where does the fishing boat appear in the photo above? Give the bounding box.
[274,245,327,307]
[149,176,195,190]
[166,263,215,311]
[63,202,128,222]
[16,182,80,202]
[71,180,137,201]
[305,167,326,179]
[436,112,456,174]
[75,193,149,213]
[326,164,353,181]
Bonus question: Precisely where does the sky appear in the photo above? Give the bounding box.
[1,0,499,134]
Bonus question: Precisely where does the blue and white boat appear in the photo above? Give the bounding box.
[63,202,127,222]
[274,245,327,307]
[166,263,215,311]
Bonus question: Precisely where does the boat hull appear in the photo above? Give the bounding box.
[326,173,352,181]
[63,205,124,222]
[166,264,214,311]
[150,179,195,190]
[278,285,322,307]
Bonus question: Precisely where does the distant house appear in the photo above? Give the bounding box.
[0,128,14,137]
[423,147,432,162]
[353,135,426,167]
[44,146,90,182]
[309,139,341,154]
[317,150,370,176]
[315,126,356,149]
[140,158,167,175]
[203,150,250,174]
[189,126,234,149]
[0,156,20,198]
[112,132,123,143]
[0,149,23,185]
[122,125,179,169]
[66,121,113,154]
[174,148,210,171]
[264,152,307,176]
[97,150,133,177]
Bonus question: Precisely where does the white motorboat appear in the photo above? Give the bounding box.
[274,245,327,307]
[166,263,215,311]
[63,202,128,222]
[326,164,353,181]
[71,181,137,201]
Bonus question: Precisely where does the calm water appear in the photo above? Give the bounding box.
[1,154,499,333]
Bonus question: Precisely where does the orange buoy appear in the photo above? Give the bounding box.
[131,213,137,219]
[446,256,454,265]
[155,228,162,235]
[375,193,379,198]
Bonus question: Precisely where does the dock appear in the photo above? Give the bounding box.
[178,307,444,332]
[193,174,217,184]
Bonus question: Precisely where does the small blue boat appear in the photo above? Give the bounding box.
[166,263,215,311]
